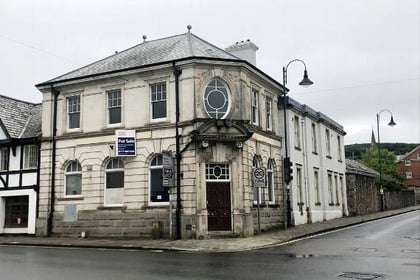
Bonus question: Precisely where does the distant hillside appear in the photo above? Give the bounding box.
[345,143,419,160]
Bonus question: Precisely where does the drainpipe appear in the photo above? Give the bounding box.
[47,85,60,236]
[172,63,182,239]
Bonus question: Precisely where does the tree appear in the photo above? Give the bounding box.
[361,148,402,189]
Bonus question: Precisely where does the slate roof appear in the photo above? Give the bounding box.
[346,159,379,177]
[38,32,241,86]
[0,95,42,139]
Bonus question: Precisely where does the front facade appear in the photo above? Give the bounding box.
[279,97,348,225]
[396,146,420,203]
[0,95,41,234]
[36,31,286,238]
[35,30,347,238]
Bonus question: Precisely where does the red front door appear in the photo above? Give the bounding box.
[207,182,231,231]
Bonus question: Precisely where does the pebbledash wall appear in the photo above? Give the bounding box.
[36,58,284,238]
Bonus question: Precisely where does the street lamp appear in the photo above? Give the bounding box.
[282,59,313,228]
[376,109,396,211]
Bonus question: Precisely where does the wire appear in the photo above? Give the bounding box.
[0,34,80,65]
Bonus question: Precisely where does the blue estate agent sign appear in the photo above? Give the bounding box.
[116,130,136,156]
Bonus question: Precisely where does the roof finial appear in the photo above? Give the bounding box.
[187,25,192,32]
[142,35,147,43]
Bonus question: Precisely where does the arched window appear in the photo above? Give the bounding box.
[203,78,231,119]
[150,154,169,204]
[252,155,262,204]
[65,161,82,196]
[267,159,275,204]
[104,158,124,206]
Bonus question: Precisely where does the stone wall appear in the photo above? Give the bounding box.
[53,208,169,238]
[346,173,379,215]
[346,173,416,215]
[252,205,283,233]
[384,190,416,210]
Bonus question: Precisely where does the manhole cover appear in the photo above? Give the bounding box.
[338,272,384,279]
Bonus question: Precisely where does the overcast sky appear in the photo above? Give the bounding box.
[1,0,419,145]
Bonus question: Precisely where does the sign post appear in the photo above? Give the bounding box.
[253,167,266,234]
[162,151,175,238]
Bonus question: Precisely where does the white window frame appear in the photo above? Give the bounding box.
[311,122,317,153]
[296,166,303,204]
[64,161,82,197]
[326,129,331,157]
[150,82,167,122]
[404,160,411,166]
[104,158,124,207]
[337,135,342,161]
[328,172,333,204]
[294,116,301,149]
[67,95,81,131]
[149,154,170,206]
[23,145,38,169]
[0,147,8,171]
[314,169,321,205]
[406,171,413,179]
[267,159,275,204]
[106,89,122,127]
[334,174,340,205]
[203,78,231,119]
[265,97,273,131]
[251,88,259,125]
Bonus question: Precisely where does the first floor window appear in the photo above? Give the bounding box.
[65,161,82,196]
[204,78,230,119]
[105,158,124,206]
[150,154,169,203]
[265,97,272,131]
[335,175,340,205]
[67,95,80,129]
[23,145,38,169]
[406,171,413,179]
[151,82,167,119]
[0,147,8,171]
[107,89,122,125]
[251,88,259,125]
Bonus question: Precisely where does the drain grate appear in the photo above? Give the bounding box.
[338,272,385,279]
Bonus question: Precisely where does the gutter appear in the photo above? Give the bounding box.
[172,63,182,239]
[47,85,60,236]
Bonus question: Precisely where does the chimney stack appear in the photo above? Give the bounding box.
[225,39,259,66]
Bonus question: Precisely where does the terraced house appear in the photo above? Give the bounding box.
[35,28,347,238]
[0,95,41,234]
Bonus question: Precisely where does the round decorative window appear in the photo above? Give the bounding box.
[203,79,230,119]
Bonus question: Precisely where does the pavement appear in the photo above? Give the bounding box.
[1,206,419,253]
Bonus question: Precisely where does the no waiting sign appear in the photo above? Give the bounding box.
[253,167,266,188]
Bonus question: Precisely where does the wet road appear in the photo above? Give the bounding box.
[1,211,418,280]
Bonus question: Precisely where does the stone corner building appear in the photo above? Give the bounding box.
[35,29,347,238]
[35,30,286,238]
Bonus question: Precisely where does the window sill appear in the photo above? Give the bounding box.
[315,202,321,206]
[294,147,302,151]
[268,203,280,208]
[328,203,335,206]
[58,196,84,201]
[312,152,318,155]
[326,155,332,159]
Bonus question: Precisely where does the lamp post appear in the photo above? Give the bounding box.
[282,59,313,228]
[376,109,396,211]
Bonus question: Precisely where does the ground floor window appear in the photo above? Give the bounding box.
[104,158,124,206]
[150,154,169,204]
[4,196,29,228]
